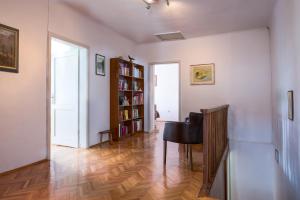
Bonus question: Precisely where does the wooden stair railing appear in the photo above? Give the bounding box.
[199,105,229,198]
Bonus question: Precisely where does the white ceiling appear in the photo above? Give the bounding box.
[56,0,276,44]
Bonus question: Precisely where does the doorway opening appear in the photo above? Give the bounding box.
[150,63,180,129]
[49,37,88,152]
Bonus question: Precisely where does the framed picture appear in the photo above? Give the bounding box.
[288,90,294,121]
[190,63,215,85]
[95,54,105,76]
[0,24,19,73]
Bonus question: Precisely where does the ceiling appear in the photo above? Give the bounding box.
[55,0,276,44]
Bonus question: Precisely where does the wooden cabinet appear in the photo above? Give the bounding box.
[110,58,144,141]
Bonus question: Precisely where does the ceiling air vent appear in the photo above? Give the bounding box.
[154,31,185,41]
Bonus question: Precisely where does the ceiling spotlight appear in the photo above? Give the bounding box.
[143,0,169,9]
[144,0,159,4]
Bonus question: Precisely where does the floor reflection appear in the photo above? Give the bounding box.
[0,121,204,200]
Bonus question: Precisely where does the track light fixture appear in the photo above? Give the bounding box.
[143,0,170,9]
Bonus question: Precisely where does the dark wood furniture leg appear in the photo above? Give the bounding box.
[100,134,103,146]
[163,140,167,165]
[109,132,113,145]
[189,144,193,170]
[186,144,189,159]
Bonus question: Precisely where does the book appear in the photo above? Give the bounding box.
[121,125,128,136]
[119,110,130,121]
[133,93,144,105]
[118,124,129,137]
[133,66,142,78]
[133,108,139,119]
[133,81,141,91]
[119,79,128,90]
[133,120,143,132]
[124,110,129,120]
[119,63,130,76]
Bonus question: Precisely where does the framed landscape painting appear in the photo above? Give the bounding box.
[0,24,19,73]
[190,63,215,85]
[95,54,105,76]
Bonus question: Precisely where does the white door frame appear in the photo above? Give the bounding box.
[46,32,90,159]
[148,61,182,132]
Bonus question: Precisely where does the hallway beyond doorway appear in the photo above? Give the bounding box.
[154,63,180,122]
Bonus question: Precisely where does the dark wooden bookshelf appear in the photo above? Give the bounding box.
[110,58,144,141]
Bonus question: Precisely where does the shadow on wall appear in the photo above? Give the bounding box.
[274,115,300,199]
[229,141,275,200]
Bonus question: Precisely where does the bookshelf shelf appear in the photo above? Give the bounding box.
[133,117,144,120]
[133,131,143,134]
[120,74,133,78]
[133,77,144,80]
[121,119,132,122]
[110,58,144,141]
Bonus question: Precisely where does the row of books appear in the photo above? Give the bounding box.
[133,120,143,132]
[117,122,143,138]
[118,125,129,138]
[119,63,130,76]
[119,110,129,121]
[133,93,144,105]
[118,80,143,92]
[119,79,129,90]
[133,67,143,78]
[133,81,142,91]
[132,108,140,119]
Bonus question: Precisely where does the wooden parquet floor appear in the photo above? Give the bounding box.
[0,123,207,200]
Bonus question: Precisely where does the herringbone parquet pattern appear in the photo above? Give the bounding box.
[0,122,209,200]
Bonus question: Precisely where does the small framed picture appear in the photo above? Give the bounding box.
[288,91,294,121]
[0,23,19,73]
[190,63,215,85]
[95,54,105,76]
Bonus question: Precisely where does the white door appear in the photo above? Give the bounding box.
[51,48,79,148]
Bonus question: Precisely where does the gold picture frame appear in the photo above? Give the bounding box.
[190,63,215,85]
[0,23,19,73]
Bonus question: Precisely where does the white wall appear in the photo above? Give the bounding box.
[0,0,137,173]
[135,28,274,200]
[154,63,179,121]
[270,0,300,199]
[49,1,136,146]
[0,0,49,173]
[136,28,272,144]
